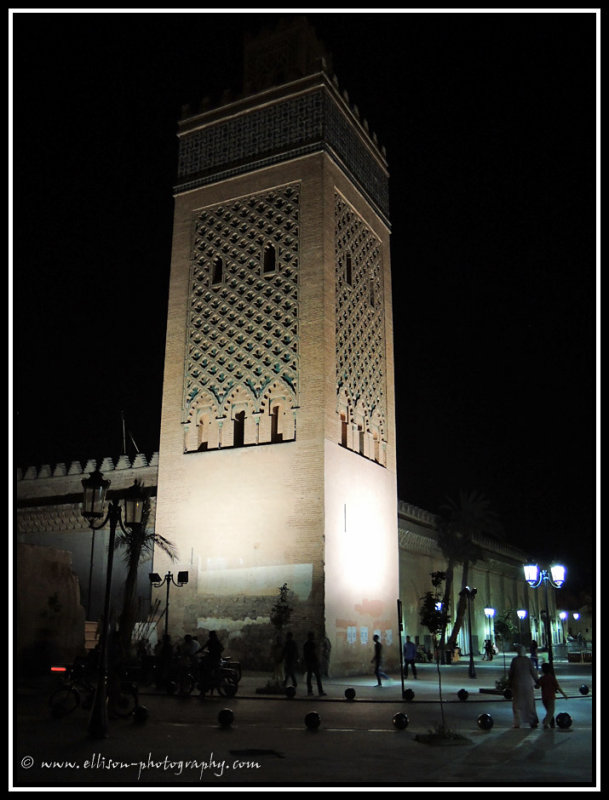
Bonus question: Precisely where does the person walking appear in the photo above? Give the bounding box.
[199,630,224,695]
[508,645,540,728]
[484,639,494,661]
[537,662,568,728]
[371,634,389,687]
[282,631,299,689]
[403,635,418,679]
[303,631,326,697]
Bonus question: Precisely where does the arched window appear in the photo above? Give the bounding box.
[340,413,348,447]
[263,243,276,273]
[271,405,283,443]
[358,425,365,455]
[212,256,223,285]
[234,411,245,447]
[198,415,209,451]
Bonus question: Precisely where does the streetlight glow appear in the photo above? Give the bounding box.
[522,561,567,672]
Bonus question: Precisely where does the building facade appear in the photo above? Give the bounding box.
[153,18,399,674]
[15,454,570,672]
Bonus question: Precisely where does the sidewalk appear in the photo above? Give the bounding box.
[234,656,593,703]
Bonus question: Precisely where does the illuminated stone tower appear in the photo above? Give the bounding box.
[154,17,398,674]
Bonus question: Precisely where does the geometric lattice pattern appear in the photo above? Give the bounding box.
[183,184,300,421]
[335,192,386,439]
[176,89,390,224]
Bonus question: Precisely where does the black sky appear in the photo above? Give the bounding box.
[11,10,598,597]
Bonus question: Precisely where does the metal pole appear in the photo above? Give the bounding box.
[88,503,119,739]
[467,594,476,678]
[397,599,405,696]
[87,529,96,619]
[544,577,554,672]
[164,574,171,639]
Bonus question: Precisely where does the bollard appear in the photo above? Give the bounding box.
[305,711,321,730]
[218,708,234,727]
[392,712,409,729]
[477,713,494,730]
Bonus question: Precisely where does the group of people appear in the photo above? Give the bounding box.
[279,631,328,697]
[508,645,568,729]
[152,630,225,693]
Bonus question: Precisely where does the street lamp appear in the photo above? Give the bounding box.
[484,607,495,642]
[523,562,566,672]
[81,470,146,739]
[149,571,189,639]
[517,609,528,645]
[559,611,568,643]
[460,586,477,678]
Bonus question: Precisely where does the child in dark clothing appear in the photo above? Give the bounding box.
[537,662,568,728]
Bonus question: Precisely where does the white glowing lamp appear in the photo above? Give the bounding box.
[550,564,566,588]
[523,563,540,586]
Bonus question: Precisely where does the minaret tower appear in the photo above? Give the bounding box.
[154,17,399,674]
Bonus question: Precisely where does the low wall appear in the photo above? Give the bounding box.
[16,543,86,675]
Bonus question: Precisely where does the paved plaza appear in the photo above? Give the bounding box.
[13,658,597,789]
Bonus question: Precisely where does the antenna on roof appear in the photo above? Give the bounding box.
[121,410,127,455]
[121,411,141,455]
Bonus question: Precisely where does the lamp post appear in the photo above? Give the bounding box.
[149,571,189,639]
[517,609,528,646]
[559,611,568,643]
[81,470,146,739]
[484,607,495,642]
[460,586,477,678]
[523,562,566,673]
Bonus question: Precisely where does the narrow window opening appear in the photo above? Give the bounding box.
[369,277,375,308]
[212,256,223,284]
[340,414,348,447]
[345,253,353,286]
[234,411,245,447]
[263,243,276,273]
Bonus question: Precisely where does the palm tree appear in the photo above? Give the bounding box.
[436,490,502,658]
[115,482,177,658]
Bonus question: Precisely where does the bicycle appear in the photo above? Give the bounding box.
[197,656,241,698]
[49,660,138,719]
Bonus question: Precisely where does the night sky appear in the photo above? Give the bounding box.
[11,10,598,598]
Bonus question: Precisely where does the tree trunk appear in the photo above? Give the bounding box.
[438,561,454,663]
[118,551,141,659]
[447,559,470,650]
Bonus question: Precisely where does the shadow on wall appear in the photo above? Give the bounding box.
[16,543,86,676]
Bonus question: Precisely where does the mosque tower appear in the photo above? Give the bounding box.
[154,17,399,674]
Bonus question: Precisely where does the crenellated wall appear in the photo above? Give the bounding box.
[15,453,161,637]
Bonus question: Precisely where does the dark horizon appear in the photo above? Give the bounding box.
[11,10,598,599]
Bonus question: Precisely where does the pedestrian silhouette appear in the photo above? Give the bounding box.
[403,635,418,679]
[371,634,389,686]
[303,631,326,697]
